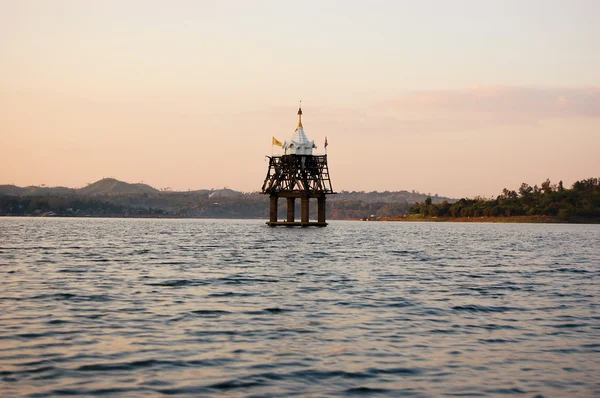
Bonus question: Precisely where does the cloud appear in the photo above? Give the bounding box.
[365,86,600,134]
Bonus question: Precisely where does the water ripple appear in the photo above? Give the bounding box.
[0,218,598,397]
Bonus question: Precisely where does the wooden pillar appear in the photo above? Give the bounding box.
[318,195,326,223]
[287,197,295,222]
[269,195,278,223]
[301,197,309,224]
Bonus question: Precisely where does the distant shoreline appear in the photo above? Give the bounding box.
[2,214,599,224]
[360,215,600,224]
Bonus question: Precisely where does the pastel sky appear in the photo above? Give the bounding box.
[1,0,599,198]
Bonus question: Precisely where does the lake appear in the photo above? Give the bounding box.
[1,218,599,397]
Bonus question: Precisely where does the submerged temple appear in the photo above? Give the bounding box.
[261,106,334,226]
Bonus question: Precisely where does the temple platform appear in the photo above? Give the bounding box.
[266,221,328,227]
[261,106,334,227]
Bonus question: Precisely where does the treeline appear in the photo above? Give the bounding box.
[327,200,410,220]
[0,188,421,220]
[3,178,599,221]
[409,177,600,220]
[335,190,451,204]
[0,196,165,217]
[0,192,413,220]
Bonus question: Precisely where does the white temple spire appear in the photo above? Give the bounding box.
[283,103,316,155]
[296,101,303,131]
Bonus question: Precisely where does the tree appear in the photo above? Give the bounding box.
[449,203,461,217]
[519,183,533,197]
[500,188,518,199]
[429,205,439,217]
[541,178,552,194]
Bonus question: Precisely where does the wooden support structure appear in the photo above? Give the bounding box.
[269,196,278,223]
[287,198,295,222]
[301,197,309,224]
[262,154,334,227]
[318,195,326,224]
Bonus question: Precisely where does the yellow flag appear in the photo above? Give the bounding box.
[272,137,283,147]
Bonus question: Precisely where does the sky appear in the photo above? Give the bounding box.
[1,0,599,198]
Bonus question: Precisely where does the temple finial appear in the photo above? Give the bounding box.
[297,100,303,129]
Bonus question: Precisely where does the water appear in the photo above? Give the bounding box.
[1,218,599,397]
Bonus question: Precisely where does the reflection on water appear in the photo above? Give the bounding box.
[1,218,599,397]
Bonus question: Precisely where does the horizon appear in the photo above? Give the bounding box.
[1,175,458,197]
[2,1,599,198]
[3,175,598,201]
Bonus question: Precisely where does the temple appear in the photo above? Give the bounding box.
[282,106,316,155]
[261,106,334,226]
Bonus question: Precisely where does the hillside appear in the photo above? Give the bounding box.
[208,188,244,199]
[3,177,599,222]
[0,178,453,203]
[0,179,158,197]
[77,178,159,196]
[0,177,457,219]
[0,185,25,196]
[335,190,451,204]
[408,177,600,221]
[0,185,76,196]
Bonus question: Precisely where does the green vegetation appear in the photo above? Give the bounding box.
[0,196,165,217]
[2,177,599,223]
[0,178,453,219]
[409,178,600,222]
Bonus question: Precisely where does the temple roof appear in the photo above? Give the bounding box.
[283,106,316,155]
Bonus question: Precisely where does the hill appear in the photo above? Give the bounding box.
[0,178,158,197]
[208,188,244,199]
[77,178,159,196]
[0,178,453,203]
[2,177,598,222]
[0,177,456,220]
[0,185,25,196]
[0,184,75,196]
[335,190,450,204]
